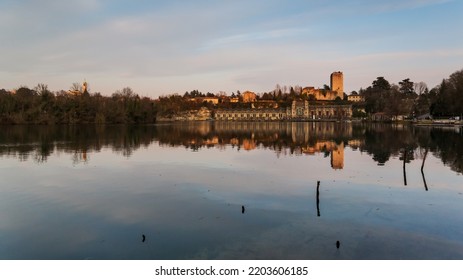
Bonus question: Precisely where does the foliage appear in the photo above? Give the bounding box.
[363,77,422,118]
[0,85,156,124]
[429,69,463,117]
[2,69,461,123]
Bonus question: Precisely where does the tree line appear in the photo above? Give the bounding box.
[359,68,463,119]
[0,85,156,124]
[1,68,462,123]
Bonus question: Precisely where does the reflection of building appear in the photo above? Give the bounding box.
[242,139,256,150]
[302,141,344,170]
[214,121,353,141]
[177,121,350,169]
[215,100,352,121]
[331,142,344,169]
[348,139,363,150]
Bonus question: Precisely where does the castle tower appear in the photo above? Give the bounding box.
[330,71,343,99]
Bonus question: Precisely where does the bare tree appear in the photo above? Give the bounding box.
[34,83,49,95]
[113,87,136,98]
[414,81,428,95]
[282,85,288,94]
[70,83,82,93]
[273,84,281,96]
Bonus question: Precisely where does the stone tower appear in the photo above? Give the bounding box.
[330,71,343,99]
[82,80,88,94]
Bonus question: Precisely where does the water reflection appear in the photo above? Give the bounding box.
[1,123,462,174]
[1,122,463,260]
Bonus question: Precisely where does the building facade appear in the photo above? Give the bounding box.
[215,108,287,121]
[242,91,257,103]
[347,92,365,102]
[189,97,220,104]
[215,100,352,121]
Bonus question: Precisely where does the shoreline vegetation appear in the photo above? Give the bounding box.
[1,69,462,125]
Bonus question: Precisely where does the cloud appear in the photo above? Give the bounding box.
[201,28,308,50]
[329,0,454,14]
[367,0,453,12]
[0,0,461,96]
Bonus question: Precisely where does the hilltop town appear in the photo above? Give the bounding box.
[157,71,354,121]
[0,69,462,124]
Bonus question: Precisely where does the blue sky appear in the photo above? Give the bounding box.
[0,0,462,97]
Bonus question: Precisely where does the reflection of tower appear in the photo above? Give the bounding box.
[330,142,344,169]
[242,139,256,150]
[330,71,343,99]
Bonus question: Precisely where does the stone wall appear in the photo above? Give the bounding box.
[157,107,212,121]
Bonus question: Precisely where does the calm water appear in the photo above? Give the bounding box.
[1,122,462,260]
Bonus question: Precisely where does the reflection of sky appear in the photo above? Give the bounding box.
[1,142,463,259]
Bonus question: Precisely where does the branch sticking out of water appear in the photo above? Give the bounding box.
[316,181,320,217]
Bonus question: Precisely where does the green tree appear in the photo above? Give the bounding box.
[372,77,391,91]
[430,79,453,117]
[448,69,463,117]
[399,78,416,97]
[364,77,392,114]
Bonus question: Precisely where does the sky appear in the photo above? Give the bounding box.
[0,0,462,98]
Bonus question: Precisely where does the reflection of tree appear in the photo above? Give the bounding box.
[426,128,463,174]
[360,123,417,165]
[0,125,156,164]
[362,126,391,165]
[363,124,463,175]
[399,147,415,186]
[0,123,462,175]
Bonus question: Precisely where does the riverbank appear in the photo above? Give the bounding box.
[413,119,463,127]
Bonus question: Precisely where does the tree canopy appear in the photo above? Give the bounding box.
[0,85,156,124]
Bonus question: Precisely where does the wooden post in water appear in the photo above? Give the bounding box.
[402,150,407,186]
[316,180,320,217]
[421,148,429,191]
